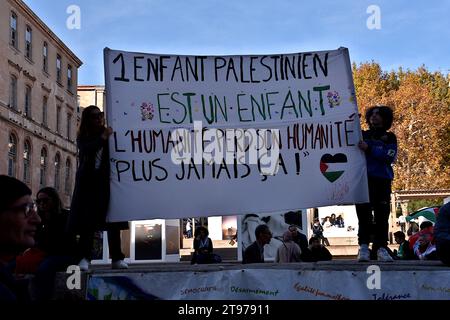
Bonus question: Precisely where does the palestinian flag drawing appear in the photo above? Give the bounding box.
[320,153,348,182]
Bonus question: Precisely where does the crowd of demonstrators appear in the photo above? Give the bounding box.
[356,106,397,262]
[69,105,128,271]
[1,106,448,302]
[392,213,442,261]
[15,187,78,300]
[243,224,272,264]
[0,175,41,301]
[1,105,130,301]
[191,226,221,264]
[275,231,302,263]
[435,202,450,266]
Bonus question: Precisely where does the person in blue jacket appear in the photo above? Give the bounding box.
[435,202,450,266]
[356,106,397,262]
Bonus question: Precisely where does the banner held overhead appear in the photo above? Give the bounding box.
[104,47,369,221]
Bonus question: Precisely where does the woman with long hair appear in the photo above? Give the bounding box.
[26,187,78,300]
[68,105,128,270]
[36,187,77,256]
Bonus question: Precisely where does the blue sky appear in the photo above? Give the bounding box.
[24,0,450,85]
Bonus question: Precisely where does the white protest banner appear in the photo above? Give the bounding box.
[104,47,369,221]
[87,268,450,300]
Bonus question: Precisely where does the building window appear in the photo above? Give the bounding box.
[43,42,48,72]
[56,54,62,83]
[65,158,72,195]
[25,85,32,117]
[54,153,61,191]
[67,65,73,92]
[67,113,72,140]
[42,96,48,126]
[9,75,17,110]
[10,12,18,48]
[56,105,61,133]
[23,140,31,184]
[8,134,18,177]
[25,26,32,59]
[40,147,47,187]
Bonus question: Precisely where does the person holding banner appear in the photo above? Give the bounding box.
[356,106,397,262]
[69,105,128,271]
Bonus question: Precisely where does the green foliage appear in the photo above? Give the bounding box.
[353,62,450,190]
[407,198,442,213]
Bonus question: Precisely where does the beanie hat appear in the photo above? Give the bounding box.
[0,175,32,213]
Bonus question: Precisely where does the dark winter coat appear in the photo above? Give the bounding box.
[68,134,127,233]
[303,246,332,262]
[0,261,30,301]
[36,208,77,256]
[243,241,264,264]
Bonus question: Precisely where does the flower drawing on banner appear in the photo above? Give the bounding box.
[140,102,155,121]
[327,91,341,108]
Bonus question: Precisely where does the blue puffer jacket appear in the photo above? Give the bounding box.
[435,202,450,242]
[362,129,397,180]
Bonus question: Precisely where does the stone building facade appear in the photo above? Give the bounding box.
[77,85,105,112]
[0,0,82,207]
